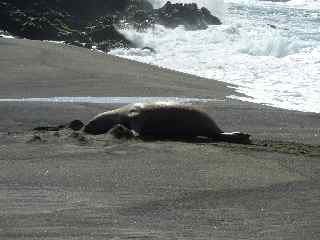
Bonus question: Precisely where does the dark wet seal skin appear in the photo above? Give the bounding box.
[68,120,84,131]
[83,102,251,144]
[30,103,252,144]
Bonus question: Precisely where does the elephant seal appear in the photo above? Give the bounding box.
[83,102,250,143]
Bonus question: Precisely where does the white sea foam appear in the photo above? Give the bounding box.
[44,40,65,44]
[110,1,320,113]
[286,0,320,10]
[0,34,15,39]
[226,0,320,10]
[0,30,15,39]
[238,31,301,58]
[0,97,214,104]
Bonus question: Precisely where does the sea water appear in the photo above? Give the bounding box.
[110,0,320,113]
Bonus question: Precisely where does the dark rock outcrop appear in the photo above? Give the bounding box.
[0,0,221,52]
[154,1,221,30]
[125,1,221,31]
[84,16,133,51]
[0,0,132,51]
[59,0,131,19]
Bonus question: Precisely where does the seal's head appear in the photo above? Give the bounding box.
[83,111,122,135]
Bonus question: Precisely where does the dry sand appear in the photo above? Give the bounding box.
[0,37,319,239]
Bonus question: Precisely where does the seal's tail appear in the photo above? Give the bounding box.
[217,132,251,144]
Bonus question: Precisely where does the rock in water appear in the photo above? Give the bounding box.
[0,0,221,51]
[154,1,221,30]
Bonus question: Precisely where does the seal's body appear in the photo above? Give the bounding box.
[83,102,250,143]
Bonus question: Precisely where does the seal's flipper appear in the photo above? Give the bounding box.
[107,124,135,139]
[218,132,251,144]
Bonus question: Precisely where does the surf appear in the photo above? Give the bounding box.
[109,0,320,113]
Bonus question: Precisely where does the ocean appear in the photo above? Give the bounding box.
[110,0,320,113]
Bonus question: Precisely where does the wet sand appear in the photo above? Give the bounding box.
[0,38,319,239]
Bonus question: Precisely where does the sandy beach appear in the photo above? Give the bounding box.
[0,37,319,239]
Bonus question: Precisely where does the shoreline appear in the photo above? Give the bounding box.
[1,36,319,114]
[1,37,319,143]
[0,37,320,239]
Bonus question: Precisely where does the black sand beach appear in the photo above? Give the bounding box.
[0,38,319,239]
